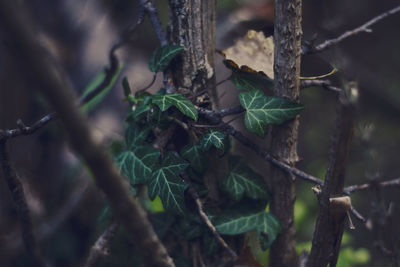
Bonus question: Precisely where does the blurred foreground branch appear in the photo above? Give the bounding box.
[85,221,119,267]
[0,2,175,266]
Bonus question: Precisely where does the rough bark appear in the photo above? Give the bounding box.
[0,2,174,267]
[307,91,355,267]
[269,1,302,266]
[168,0,216,100]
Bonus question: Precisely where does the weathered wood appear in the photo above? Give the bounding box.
[168,0,216,99]
[269,0,302,266]
[307,90,356,267]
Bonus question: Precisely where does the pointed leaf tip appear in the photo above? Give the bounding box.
[149,45,184,73]
[152,93,198,121]
[148,153,189,214]
[239,90,304,137]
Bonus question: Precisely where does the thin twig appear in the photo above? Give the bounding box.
[197,106,244,120]
[182,173,238,260]
[141,0,168,46]
[305,4,400,54]
[301,79,343,93]
[84,221,120,267]
[350,207,366,222]
[200,108,325,186]
[0,113,56,140]
[0,140,45,267]
[344,177,400,194]
[221,123,324,186]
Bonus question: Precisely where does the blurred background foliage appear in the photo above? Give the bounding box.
[0,0,399,266]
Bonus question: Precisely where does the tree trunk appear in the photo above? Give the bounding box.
[269,0,302,266]
[168,0,216,98]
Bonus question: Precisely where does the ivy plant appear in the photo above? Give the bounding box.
[103,44,304,262]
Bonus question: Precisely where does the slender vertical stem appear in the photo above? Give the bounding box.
[269,0,302,266]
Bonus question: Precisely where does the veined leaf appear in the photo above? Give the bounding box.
[199,130,227,150]
[180,145,208,173]
[149,45,184,73]
[125,123,151,148]
[239,90,304,137]
[152,93,198,121]
[231,71,273,91]
[148,153,189,214]
[222,156,269,201]
[81,63,123,112]
[213,209,281,247]
[115,146,160,184]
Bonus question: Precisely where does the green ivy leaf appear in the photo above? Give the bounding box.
[222,156,269,201]
[148,153,189,214]
[239,90,304,137]
[115,146,160,184]
[125,123,151,148]
[152,93,198,121]
[213,208,281,247]
[231,71,273,91]
[199,130,227,150]
[180,145,208,173]
[149,45,184,73]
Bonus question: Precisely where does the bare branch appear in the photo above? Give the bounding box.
[0,140,45,267]
[301,79,343,93]
[0,113,56,140]
[344,177,400,194]
[304,5,400,55]
[85,221,119,267]
[0,2,175,266]
[182,173,238,260]
[307,90,356,267]
[197,108,324,186]
[141,0,168,46]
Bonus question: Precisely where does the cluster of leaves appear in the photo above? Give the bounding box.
[96,44,305,263]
